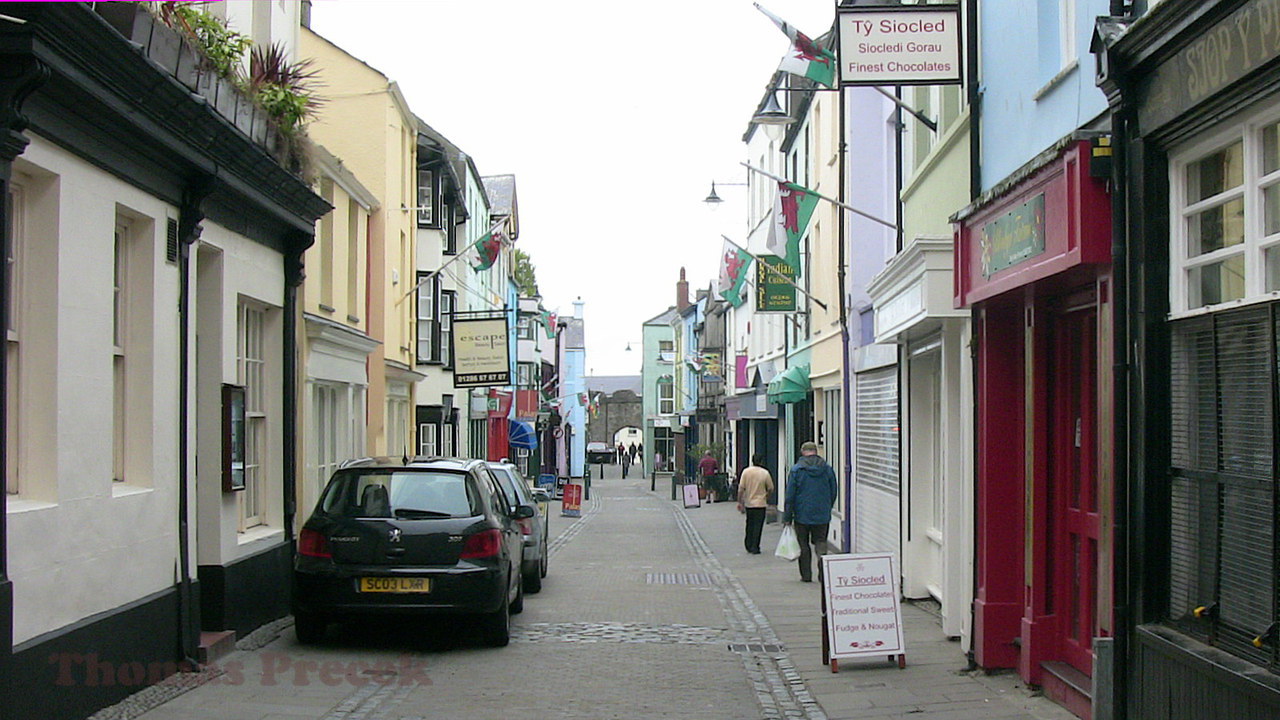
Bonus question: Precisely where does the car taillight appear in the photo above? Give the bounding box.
[518,518,534,536]
[298,528,332,558]
[460,528,502,559]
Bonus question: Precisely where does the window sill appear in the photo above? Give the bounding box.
[112,483,153,499]
[347,315,361,325]
[318,304,336,314]
[237,525,284,547]
[5,497,57,514]
[1032,60,1079,102]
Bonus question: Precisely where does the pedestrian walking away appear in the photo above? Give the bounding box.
[697,449,720,501]
[620,443,631,478]
[737,454,774,554]
[781,441,838,583]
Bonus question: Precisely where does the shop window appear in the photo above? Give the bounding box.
[1168,304,1278,671]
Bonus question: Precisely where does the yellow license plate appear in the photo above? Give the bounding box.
[358,577,431,593]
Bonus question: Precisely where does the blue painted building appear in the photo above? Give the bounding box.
[958,2,1116,716]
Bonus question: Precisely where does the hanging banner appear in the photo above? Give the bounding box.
[453,316,511,388]
[756,255,797,313]
[821,553,907,662]
[837,4,962,86]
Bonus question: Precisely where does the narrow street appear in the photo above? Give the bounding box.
[104,464,1073,720]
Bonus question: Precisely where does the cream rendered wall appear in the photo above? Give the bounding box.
[898,113,974,646]
[6,137,182,645]
[301,28,417,456]
[196,221,286,565]
[300,171,372,515]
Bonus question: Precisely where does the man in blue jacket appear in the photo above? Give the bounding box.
[781,441,838,583]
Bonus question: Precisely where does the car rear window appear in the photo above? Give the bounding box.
[319,470,483,519]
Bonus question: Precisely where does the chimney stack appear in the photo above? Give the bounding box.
[676,268,689,311]
[574,296,584,320]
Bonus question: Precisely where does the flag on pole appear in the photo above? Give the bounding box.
[767,181,818,273]
[540,310,557,339]
[717,238,753,308]
[470,227,506,271]
[754,3,836,89]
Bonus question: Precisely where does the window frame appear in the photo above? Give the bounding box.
[440,289,455,369]
[416,274,438,364]
[5,183,21,495]
[657,376,675,416]
[237,300,268,530]
[416,168,434,227]
[1169,104,1280,317]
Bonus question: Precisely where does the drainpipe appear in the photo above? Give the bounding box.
[177,180,213,667]
[283,244,307,546]
[965,0,982,670]
[838,86,854,553]
[1108,103,1131,720]
[0,51,46,710]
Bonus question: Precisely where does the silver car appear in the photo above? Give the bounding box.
[487,462,550,593]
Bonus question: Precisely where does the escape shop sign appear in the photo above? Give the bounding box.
[453,317,511,388]
[821,553,906,660]
[838,5,962,86]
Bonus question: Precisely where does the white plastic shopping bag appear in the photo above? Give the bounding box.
[775,524,801,561]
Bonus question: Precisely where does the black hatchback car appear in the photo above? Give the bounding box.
[293,457,530,647]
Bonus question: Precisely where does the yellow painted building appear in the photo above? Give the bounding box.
[301,27,422,458]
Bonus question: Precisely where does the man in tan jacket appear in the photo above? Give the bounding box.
[737,454,775,554]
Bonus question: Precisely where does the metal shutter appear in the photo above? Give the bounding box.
[854,367,899,556]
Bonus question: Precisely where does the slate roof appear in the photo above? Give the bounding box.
[482,174,517,216]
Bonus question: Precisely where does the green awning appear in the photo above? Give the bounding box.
[767,363,811,404]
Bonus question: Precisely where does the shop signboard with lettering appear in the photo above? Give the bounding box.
[756,255,797,313]
[980,193,1045,278]
[453,316,511,388]
[821,553,906,662]
[837,5,962,86]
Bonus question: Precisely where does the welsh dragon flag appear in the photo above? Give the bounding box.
[717,238,753,308]
[470,227,505,272]
[767,181,818,273]
[755,3,836,89]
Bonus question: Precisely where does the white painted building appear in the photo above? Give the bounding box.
[1,5,329,720]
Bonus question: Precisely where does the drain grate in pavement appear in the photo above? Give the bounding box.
[645,572,715,586]
[728,642,785,654]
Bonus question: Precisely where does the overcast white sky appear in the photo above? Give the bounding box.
[311,0,835,376]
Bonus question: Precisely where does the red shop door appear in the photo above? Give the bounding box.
[1051,301,1100,676]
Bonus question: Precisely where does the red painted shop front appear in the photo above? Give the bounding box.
[955,140,1113,716]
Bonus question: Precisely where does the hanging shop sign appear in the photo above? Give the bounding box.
[980,193,1045,278]
[837,4,962,86]
[756,255,798,313]
[453,315,511,388]
[822,553,907,664]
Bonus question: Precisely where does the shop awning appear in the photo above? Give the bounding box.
[767,363,811,404]
[508,419,538,450]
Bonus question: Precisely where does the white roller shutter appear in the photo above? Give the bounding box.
[854,366,899,556]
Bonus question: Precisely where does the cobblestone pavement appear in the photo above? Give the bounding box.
[96,465,1079,720]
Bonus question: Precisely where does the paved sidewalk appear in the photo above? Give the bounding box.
[669,479,1077,720]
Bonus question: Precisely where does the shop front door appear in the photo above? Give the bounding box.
[1050,299,1100,676]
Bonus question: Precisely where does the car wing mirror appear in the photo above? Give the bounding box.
[513,505,536,520]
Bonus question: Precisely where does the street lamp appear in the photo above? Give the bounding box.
[751,88,795,142]
[703,181,747,207]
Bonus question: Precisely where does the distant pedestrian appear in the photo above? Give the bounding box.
[697,450,720,501]
[737,454,774,554]
[620,444,631,478]
[781,441,838,583]
[617,442,626,464]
